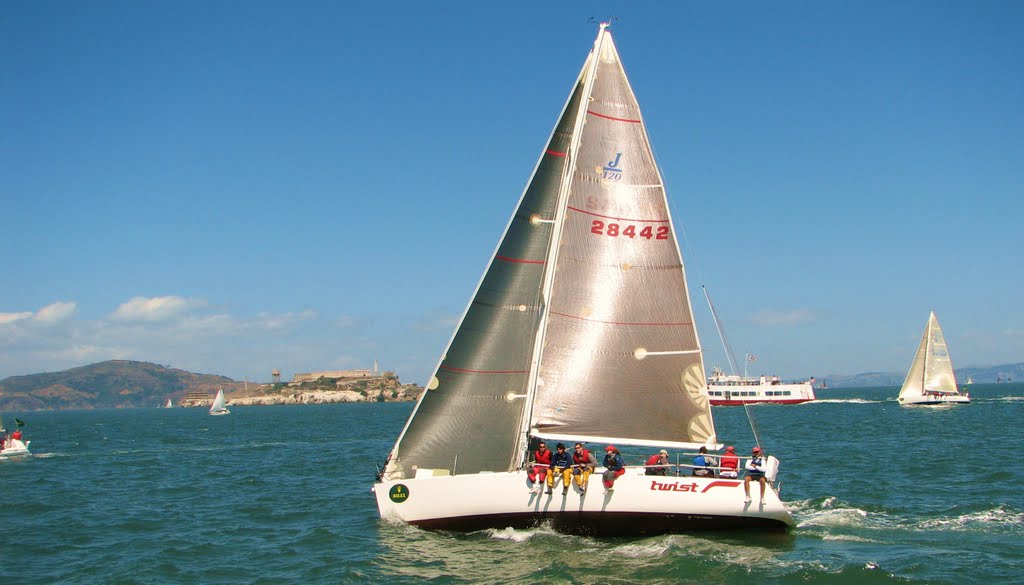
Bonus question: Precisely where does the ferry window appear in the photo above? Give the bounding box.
[783,391,791,396]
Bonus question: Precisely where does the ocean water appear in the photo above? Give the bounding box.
[3,384,1022,584]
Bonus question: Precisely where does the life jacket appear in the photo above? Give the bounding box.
[645,454,662,466]
[572,448,592,466]
[692,454,707,467]
[721,454,739,470]
[534,449,552,466]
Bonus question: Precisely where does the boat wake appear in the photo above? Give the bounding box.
[917,505,1024,535]
[792,497,1023,537]
[485,525,561,543]
[792,497,870,529]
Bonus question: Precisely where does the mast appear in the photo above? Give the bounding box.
[514,23,610,467]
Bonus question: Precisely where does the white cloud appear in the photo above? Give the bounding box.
[0,311,33,325]
[751,308,819,327]
[255,310,317,330]
[33,301,77,325]
[110,296,207,322]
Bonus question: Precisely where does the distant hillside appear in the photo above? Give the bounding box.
[0,360,424,411]
[0,360,238,411]
[822,362,1024,388]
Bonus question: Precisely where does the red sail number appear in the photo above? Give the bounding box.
[591,220,668,240]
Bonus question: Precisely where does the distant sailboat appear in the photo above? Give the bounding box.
[165,398,173,408]
[209,389,230,416]
[898,312,970,406]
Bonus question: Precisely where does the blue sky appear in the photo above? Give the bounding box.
[2,1,1022,385]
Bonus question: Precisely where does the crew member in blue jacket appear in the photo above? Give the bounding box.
[548,443,573,495]
[602,445,625,493]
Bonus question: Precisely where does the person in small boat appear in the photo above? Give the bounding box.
[744,446,767,503]
[692,446,717,477]
[548,443,573,495]
[11,429,23,442]
[602,445,625,493]
[528,441,552,493]
[571,443,597,494]
[645,449,669,476]
[719,445,740,478]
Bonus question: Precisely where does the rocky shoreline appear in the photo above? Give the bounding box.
[180,383,423,408]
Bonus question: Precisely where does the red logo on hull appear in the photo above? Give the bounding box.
[649,480,741,493]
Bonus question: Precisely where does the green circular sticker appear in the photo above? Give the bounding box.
[389,484,409,503]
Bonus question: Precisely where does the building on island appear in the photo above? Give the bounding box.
[289,362,383,385]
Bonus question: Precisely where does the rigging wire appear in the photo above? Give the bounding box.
[651,130,763,452]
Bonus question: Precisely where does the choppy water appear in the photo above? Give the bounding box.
[3,384,1022,584]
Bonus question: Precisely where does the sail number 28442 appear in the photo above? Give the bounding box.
[591,220,669,240]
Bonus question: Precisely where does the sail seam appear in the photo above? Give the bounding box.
[549,311,692,327]
[567,205,669,223]
[586,109,641,123]
[440,365,528,375]
[495,255,546,265]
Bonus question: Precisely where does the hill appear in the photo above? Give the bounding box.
[0,360,240,411]
[0,360,423,411]
[822,362,1024,388]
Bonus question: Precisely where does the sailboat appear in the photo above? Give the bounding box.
[372,23,793,535]
[0,416,31,459]
[897,311,970,406]
[165,398,173,408]
[209,389,230,416]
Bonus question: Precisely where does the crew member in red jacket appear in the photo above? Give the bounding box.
[528,441,552,494]
[720,445,740,478]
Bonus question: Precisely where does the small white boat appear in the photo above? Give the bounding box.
[898,311,970,406]
[705,365,816,406]
[0,417,31,460]
[165,398,173,408]
[209,389,230,416]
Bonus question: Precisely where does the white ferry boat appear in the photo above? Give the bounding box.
[705,365,816,406]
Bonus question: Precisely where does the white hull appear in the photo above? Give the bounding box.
[898,393,970,406]
[706,381,815,406]
[0,438,31,459]
[374,467,793,536]
[209,409,230,416]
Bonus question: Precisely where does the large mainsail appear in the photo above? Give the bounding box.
[383,56,593,479]
[899,311,959,398]
[527,29,714,449]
